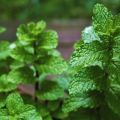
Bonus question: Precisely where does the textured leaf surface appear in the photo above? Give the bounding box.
[10,46,34,63]
[62,95,96,113]
[19,105,42,120]
[37,56,67,74]
[1,93,42,120]
[106,85,120,117]
[39,30,58,49]
[69,66,105,95]
[70,41,108,69]
[93,4,113,35]
[6,92,24,115]
[17,21,46,45]
[108,62,120,85]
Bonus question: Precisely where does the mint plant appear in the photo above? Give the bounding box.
[0,92,41,120]
[0,21,68,119]
[62,4,120,120]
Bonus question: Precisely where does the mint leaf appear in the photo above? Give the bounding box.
[8,67,35,84]
[17,21,46,45]
[69,66,104,95]
[38,30,58,49]
[0,41,10,60]
[37,56,67,74]
[82,26,100,43]
[10,46,34,63]
[19,105,42,120]
[37,81,64,101]
[62,95,96,113]
[0,74,17,92]
[70,41,108,69]
[6,92,24,115]
[93,4,113,35]
[106,85,120,117]
[1,92,42,120]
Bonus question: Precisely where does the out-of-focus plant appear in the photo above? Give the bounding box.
[0,0,120,21]
[0,21,69,120]
[0,0,41,21]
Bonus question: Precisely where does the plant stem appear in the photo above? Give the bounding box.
[33,41,39,101]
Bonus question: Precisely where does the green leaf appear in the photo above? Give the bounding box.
[17,21,46,45]
[10,60,25,70]
[0,27,6,34]
[27,21,46,35]
[69,66,105,95]
[0,41,10,60]
[0,109,9,120]
[8,67,35,84]
[4,92,42,120]
[19,105,42,120]
[70,41,108,69]
[0,95,6,108]
[106,85,120,117]
[92,4,113,35]
[62,94,96,113]
[113,14,120,31]
[108,62,120,85]
[82,26,100,43]
[37,56,67,74]
[112,35,120,62]
[38,30,58,49]
[0,74,17,92]
[37,81,64,101]
[6,92,24,115]
[10,46,34,64]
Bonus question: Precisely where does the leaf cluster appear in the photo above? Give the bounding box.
[62,4,120,120]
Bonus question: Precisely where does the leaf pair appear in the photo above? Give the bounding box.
[0,92,42,120]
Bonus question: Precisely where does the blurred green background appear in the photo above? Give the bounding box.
[0,0,120,21]
[0,0,120,59]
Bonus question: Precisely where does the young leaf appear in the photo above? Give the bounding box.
[6,92,24,115]
[17,21,46,45]
[92,4,113,35]
[38,30,58,49]
[82,26,100,43]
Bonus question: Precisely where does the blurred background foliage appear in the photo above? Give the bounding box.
[0,0,120,21]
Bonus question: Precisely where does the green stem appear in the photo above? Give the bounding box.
[33,41,39,101]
